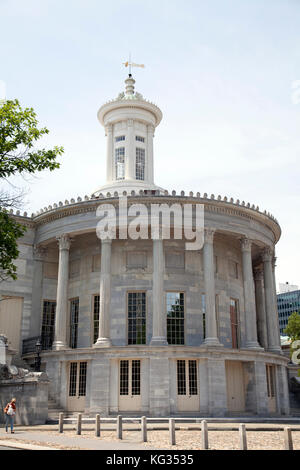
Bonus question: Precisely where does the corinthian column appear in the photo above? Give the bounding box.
[203,229,221,346]
[150,239,168,346]
[94,239,112,348]
[53,234,71,351]
[262,247,281,353]
[254,267,268,350]
[240,238,261,349]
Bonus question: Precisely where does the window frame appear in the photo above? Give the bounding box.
[127,291,147,346]
[166,291,185,345]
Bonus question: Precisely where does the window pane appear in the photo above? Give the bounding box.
[93,295,100,344]
[132,360,141,395]
[41,301,56,350]
[136,148,145,181]
[115,147,125,180]
[69,362,77,397]
[177,360,186,395]
[167,293,184,345]
[128,292,146,345]
[70,298,79,349]
[189,360,198,395]
[120,360,129,395]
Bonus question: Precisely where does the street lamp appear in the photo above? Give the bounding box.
[35,339,42,372]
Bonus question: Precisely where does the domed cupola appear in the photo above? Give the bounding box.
[93,74,164,196]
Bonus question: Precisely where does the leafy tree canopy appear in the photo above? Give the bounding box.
[0,99,64,281]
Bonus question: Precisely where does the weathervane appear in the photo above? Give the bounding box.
[123,54,145,75]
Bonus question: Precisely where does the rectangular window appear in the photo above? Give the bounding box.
[78,362,87,396]
[136,135,145,143]
[41,301,56,350]
[115,147,125,180]
[230,298,239,349]
[69,362,77,397]
[177,360,186,395]
[115,135,125,142]
[93,295,100,344]
[120,360,129,395]
[167,292,185,345]
[188,360,198,395]
[128,292,146,345]
[136,147,145,181]
[131,360,141,395]
[70,298,79,349]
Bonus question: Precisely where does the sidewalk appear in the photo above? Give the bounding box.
[0,428,154,451]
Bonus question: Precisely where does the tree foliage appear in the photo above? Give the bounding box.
[284,311,300,342]
[0,99,64,281]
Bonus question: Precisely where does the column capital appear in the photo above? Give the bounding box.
[147,124,155,135]
[101,238,112,246]
[240,237,252,252]
[262,246,274,262]
[204,228,215,244]
[254,267,264,282]
[57,234,72,251]
[127,118,134,127]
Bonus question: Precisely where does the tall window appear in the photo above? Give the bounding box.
[115,135,125,142]
[115,147,125,180]
[136,135,145,142]
[41,301,56,350]
[93,295,100,344]
[167,292,185,345]
[136,148,145,180]
[128,292,146,345]
[230,298,239,349]
[70,298,79,349]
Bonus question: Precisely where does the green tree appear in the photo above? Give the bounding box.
[284,311,300,376]
[0,99,64,281]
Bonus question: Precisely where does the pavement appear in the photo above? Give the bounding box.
[0,421,300,451]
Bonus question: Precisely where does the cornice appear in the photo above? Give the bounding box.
[10,193,281,243]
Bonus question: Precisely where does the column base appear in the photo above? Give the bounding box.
[52,341,68,351]
[266,347,282,354]
[204,337,223,347]
[244,341,264,351]
[150,336,168,346]
[93,338,112,348]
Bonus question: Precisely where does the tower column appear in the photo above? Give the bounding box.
[203,229,221,346]
[94,239,112,348]
[147,125,154,184]
[150,239,168,346]
[240,238,261,349]
[125,119,135,180]
[254,267,268,350]
[106,124,113,183]
[262,247,281,353]
[53,234,71,351]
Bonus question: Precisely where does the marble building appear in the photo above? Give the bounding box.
[0,74,290,417]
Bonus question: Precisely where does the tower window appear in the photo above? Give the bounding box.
[136,148,145,181]
[115,147,125,180]
[136,136,145,143]
[115,135,125,142]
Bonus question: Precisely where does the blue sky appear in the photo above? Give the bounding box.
[1,0,300,289]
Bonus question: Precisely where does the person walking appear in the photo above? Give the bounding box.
[4,398,16,433]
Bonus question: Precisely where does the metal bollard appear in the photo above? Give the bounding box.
[169,418,176,445]
[201,420,208,450]
[76,413,82,435]
[284,427,293,450]
[117,415,123,440]
[95,414,101,437]
[239,424,247,450]
[58,413,64,434]
[141,416,147,442]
